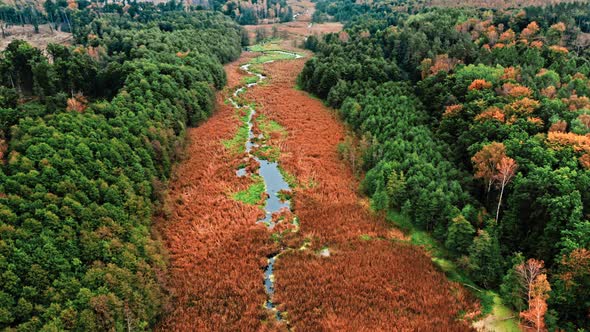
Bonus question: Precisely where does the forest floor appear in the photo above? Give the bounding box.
[156,2,483,331]
[0,24,72,51]
[243,0,342,48]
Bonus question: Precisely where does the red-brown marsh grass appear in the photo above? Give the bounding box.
[274,239,475,331]
[157,43,477,331]
[155,58,281,330]
[245,58,477,330]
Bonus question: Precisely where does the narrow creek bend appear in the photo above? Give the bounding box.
[228,50,302,322]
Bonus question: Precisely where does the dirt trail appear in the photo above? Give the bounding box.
[156,6,477,331]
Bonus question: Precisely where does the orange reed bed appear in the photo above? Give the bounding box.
[245,58,478,330]
[155,57,280,330]
[275,239,474,331]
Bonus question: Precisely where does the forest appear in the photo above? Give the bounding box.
[0,0,293,33]
[0,4,242,330]
[212,0,294,24]
[301,1,590,330]
[0,0,589,330]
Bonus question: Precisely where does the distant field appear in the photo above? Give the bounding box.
[0,24,71,51]
[243,21,342,47]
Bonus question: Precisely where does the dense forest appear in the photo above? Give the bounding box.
[0,5,242,330]
[301,1,590,330]
[0,0,293,32]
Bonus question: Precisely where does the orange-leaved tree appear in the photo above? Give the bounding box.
[472,142,506,197]
[493,155,517,222]
[516,259,551,332]
[472,142,517,221]
[516,259,545,304]
[519,266,551,332]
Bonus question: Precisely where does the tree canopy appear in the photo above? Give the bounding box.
[299,2,590,330]
[0,9,241,330]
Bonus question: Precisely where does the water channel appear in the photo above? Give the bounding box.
[227,50,302,321]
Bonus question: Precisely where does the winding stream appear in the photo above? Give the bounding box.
[228,49,302,322]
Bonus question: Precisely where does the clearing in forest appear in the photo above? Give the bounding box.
[156,33,478,330]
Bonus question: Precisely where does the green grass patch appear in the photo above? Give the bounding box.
[222,108,251,154]
[247,63,264,75]
[270,232,282,243]
[247,40,303,64]
[254,145,281,162]
[490,298,520,332]
[232,175,265,206]
[241,75,259,85]
[232,94,250,106]
[248,39,283,52]
[278,166,298,188]
[298,236,312,250]
[277,189,292,202]
[257,114,287,155]
[249,52,298,64]
[359,234,372,241]
[258,114,286,137]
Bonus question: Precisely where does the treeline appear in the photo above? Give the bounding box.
[312,0,371,23]
[0,1,46,34]
[0,0,188,34]
[300,3,589,331]
[0,9,241,330]
[312,0,590,29]
[0,0,293,34]
[214,0,293,25]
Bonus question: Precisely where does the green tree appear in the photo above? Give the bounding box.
[386,169,406,209]
[445,214,475,258]
[468,229,503,288]
[500,252,527,312]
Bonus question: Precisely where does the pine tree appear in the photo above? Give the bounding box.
[445,214,475,257]
[468,229,503,288]
[386,170,406,209]
[500,253,526,312]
